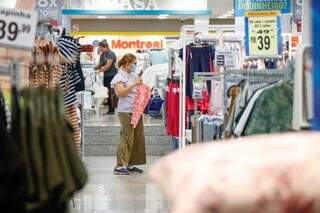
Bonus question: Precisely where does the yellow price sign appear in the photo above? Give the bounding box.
[245,11,281,57]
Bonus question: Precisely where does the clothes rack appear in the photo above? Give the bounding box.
[223,69,288,137]
[192,72,224,143]
[179,25,241,149]
[222,69,286,112]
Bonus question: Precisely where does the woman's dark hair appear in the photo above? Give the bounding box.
[99,39,109,48]
[118,53,136,68]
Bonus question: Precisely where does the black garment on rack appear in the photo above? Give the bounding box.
[74,60,85,92]
[265,59,278,69]
[0,89,26,213]
[186,45,215,98]
[0,87,88,213]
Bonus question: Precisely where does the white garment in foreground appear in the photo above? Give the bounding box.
[150,132,320,213]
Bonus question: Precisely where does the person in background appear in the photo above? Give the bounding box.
[94,39,118,114]
[111,53,146,175]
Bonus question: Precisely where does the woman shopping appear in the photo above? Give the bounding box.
[111,53,147,175]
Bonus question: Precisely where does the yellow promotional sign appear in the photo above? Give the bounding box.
[245,11,281,57]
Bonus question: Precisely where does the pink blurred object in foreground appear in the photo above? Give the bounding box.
[150,132,320,213]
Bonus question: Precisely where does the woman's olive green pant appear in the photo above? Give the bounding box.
[116,112,146,167]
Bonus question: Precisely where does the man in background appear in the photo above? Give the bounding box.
[94,39,118,114]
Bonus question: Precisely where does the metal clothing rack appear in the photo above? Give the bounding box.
[193,72,224,144]
[179,25,243,149]
[181,68,286,146]
[222,69,286,134]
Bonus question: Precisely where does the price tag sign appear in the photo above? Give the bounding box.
[245,11,282,57]
[0,8,38,50]
[215,51,236,67]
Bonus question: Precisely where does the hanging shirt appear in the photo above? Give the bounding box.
[234,84,276,136]
[244,83,293,135]
[59,64,81,108]
[111,70,137,113]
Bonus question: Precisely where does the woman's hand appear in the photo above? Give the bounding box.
[134,77,143,86]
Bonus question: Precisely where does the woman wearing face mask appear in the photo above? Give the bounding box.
[111,53,146,175]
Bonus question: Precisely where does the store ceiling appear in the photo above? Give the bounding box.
[70,0,234,20]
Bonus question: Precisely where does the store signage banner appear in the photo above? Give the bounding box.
[245,11,282,57]
[35,0,64,24]
[79,35,167,61]
[0,8,38,50]
[63,0,207,11]
[312,0,320,130]
[234,0,291,17]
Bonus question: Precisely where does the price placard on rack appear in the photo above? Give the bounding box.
[245,11,281,57]
[215,51,236,67]
[0,8,38,50]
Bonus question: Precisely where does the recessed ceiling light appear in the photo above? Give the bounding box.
[158,14,169,19]
[218,15,228,19]
[222,13,233,17]
[97,16,107,19]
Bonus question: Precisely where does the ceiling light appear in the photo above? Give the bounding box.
[97,16,107,19]
[158,16,167,20]
[158,14,169,19]
[222,13,233,17]
[227,11,234,14]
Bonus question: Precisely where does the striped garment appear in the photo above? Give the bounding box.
[67,105,81,152]
[59,64,81,108]
[57,35,82,152]
[57,36,81,64]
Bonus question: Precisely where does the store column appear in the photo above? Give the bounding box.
[312,0,320,130]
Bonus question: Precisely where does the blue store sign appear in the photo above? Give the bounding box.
[234,0,291,17]
[312,0,320,130]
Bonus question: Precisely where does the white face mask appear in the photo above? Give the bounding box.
[130,63,137,73]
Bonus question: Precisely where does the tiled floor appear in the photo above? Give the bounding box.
[71,157,170,213]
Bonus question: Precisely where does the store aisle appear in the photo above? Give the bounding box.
[71,157,170,213]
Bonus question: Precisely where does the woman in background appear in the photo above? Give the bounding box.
[111,53,146,175]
